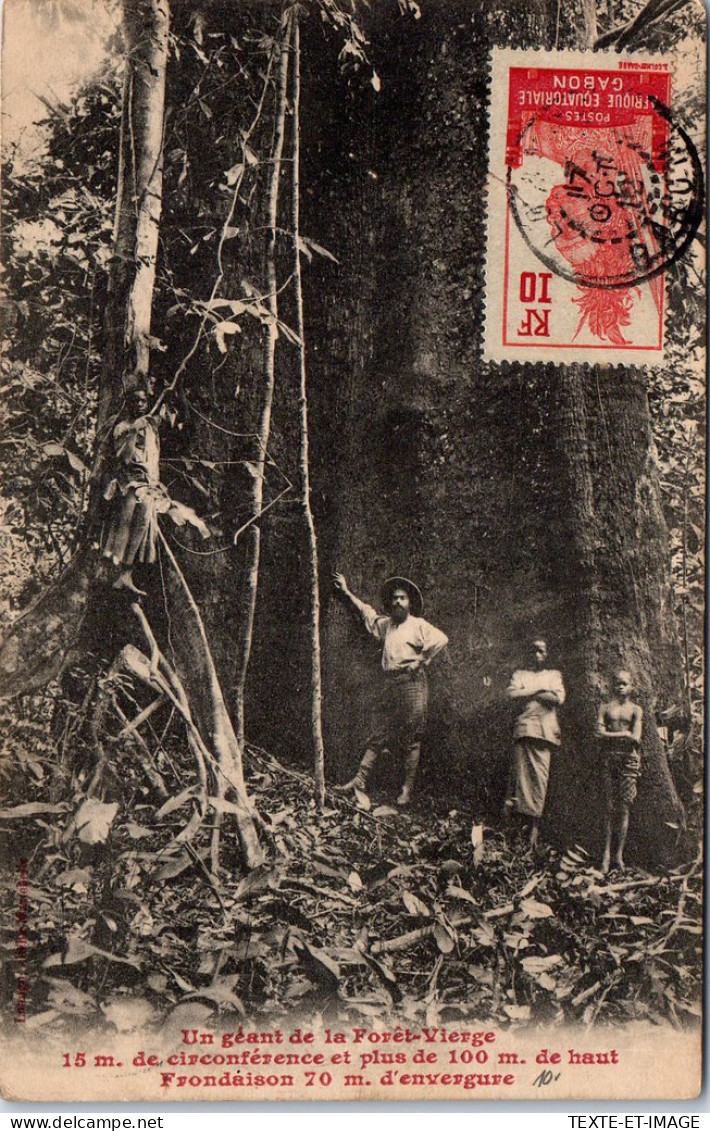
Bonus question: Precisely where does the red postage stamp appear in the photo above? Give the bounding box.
[485,51,703,364]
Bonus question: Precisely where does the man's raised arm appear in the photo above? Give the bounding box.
[332,573,383,638]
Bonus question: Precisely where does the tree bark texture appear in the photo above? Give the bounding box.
[100,0,169,423]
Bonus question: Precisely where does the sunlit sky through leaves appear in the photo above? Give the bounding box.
[2,0,119,159]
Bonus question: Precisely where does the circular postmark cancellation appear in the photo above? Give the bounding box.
[506,95,703,292]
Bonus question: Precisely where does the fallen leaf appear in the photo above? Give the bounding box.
[503,1003,531,1021]
[101,995,158,1031]
[503,932,529,952]
[372,805,399,818]
[403,891,431,918]
[521,954,563,974]
[129,907,155,937]
[43,936,140,970]
[234,865,278,901]
[166,1002,215,1028]
[125,823,153,840]
[155,850,195,881]
[518,874,543,899]
[182,979,245,1014]
[447,885,477,906]
[571,980,602,1007]
[471,922,497,948]
[147,973,168,994]
[45,979,96,1016]
[224,162,245,186]
[434,923,455,954]
[156,788,199,819]
[74,799,119,845]
[471,823,484,865]
[54,868,93,893]
[293,940,341,994]
[440,859,462,876]
[519,898,554,920]
[0,802,67,819]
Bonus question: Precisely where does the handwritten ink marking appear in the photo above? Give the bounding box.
[533,1069,562,1087]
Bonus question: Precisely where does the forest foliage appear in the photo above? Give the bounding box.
[0,744,702,1030]
[0,0,705,1032]
[1,0,704,709]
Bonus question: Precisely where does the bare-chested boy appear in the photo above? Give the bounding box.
[596,671,643,873]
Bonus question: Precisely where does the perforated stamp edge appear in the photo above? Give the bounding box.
[482,48,702,368]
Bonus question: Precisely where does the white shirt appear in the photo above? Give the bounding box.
[507,668,565,746]
[351,597,448,672]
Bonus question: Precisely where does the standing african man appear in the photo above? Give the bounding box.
[504,638,565,848]
[332,573,448,806]
[597,670,643,873]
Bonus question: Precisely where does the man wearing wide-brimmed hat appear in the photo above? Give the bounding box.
[332,572,448,806]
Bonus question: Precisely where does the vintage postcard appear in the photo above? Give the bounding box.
[0,0,705,1104]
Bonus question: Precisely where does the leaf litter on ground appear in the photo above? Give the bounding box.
[1,743,702,1036]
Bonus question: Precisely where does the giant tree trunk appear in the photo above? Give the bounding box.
[301,0,683,863]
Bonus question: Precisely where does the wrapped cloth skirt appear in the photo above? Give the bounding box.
[510,739,553,818]
[603,744,642,810]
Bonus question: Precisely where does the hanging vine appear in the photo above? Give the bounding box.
[290,6,327,807]
[232,10,293,749]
